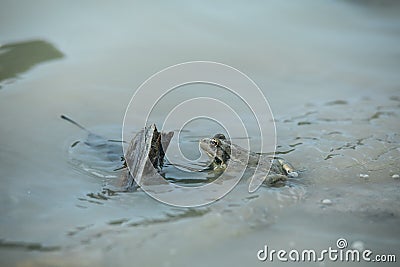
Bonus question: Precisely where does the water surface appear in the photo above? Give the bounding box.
[0,1,399,266]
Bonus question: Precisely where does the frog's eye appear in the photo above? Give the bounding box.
[213,133,226,140]
[210,138,219,146]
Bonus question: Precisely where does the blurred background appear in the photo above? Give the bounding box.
[0,1,399,266]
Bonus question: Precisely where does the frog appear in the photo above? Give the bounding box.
[199,134,298,185]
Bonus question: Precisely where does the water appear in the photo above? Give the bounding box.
[1,1,400,266]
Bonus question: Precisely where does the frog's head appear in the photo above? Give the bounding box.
[199,134,231,169]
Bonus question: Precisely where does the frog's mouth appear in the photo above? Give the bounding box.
[200,144,224,168]
[199,139,216,158]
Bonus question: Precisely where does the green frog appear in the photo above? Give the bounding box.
[199,134,298,185]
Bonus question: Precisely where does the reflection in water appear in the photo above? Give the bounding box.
[0,40,63,86]
[0,239,60,252]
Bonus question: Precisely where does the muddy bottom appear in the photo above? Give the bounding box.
[2,95,398,267]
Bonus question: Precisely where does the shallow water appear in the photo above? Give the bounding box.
[1,1,400,266]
